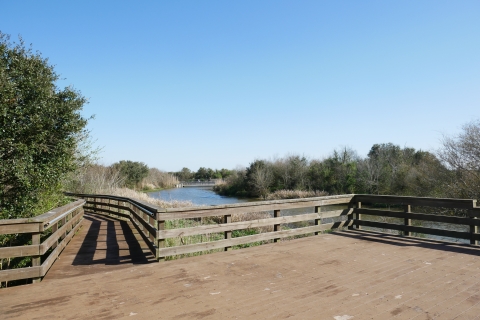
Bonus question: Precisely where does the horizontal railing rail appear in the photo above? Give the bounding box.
[154,194,355,260]
[10,192,474,280]
[0,199,85,284]
[349,194,479,243]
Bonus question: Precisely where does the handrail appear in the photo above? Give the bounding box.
[0,199,85,284]
[70,193,159,257]
[5,192,475,286]
[72,193,480,261]
[349,194,479,243]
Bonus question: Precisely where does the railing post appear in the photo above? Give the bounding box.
[32,231,41,283]
[157,213,165,261]
[469,209,478,245]
[314,206,321,235]
[61,215,67,240]
[355,202,362,230]
[51,221,58,249]
[348,202,354,230]
[274,210,281,242]
[224,214,232,251]
[404,205,411,237]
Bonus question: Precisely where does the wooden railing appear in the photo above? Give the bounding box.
[3,193,477,285]
[72,193,159,256]
[71,193,355,260]
[71,193,480,261]
[154,194,354,259]
[0,199,84,284]
[350,195,480,244]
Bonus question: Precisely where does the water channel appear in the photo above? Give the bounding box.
[148,186,250,206]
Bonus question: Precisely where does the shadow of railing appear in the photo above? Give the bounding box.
[72,214,154,266]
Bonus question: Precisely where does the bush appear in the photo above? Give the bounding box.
[0,33,89,219]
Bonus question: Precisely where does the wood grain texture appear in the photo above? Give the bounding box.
[354,208,480,226]
[355,220,478,240]
[158,220,352,257]
[158,213,322,238]
[353,194,476,209]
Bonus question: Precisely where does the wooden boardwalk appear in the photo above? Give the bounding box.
[2,222,480,319]
[45,213,156,280]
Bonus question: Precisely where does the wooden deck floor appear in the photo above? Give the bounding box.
[44,213,156,280]
[2,219,480,319]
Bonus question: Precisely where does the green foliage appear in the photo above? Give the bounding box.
[111,160,149,189]
[176,167,193,180]
[216,143,452,199]
[0,33,89,219]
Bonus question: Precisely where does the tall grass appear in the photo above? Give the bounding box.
[103,187,193,208]
[141,168,179,190]
[265,189,328,200]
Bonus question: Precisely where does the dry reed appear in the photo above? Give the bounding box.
[265,189,328,200]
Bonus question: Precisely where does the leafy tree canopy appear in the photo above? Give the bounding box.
[111,160,149,189]
[0,33,90,219]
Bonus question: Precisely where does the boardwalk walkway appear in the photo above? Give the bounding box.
[2,222,480,319]
[45,213,156,280]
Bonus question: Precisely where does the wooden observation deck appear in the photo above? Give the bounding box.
[1,194,480,319]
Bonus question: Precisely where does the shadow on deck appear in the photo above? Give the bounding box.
[44,213,156,280]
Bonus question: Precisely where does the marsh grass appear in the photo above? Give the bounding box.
[265,190,328,200]
[164,211,273,260]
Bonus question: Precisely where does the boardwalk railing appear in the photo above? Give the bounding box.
[2,193,479,285]
[350,195,480,243]
[70,193,480,261]
[0,199,84,284]
[69,193,159,256]
[154,194,354,259]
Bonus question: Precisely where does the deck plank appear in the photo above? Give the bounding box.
[2,229,480,319]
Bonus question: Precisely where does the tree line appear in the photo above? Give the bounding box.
[215,123,480,201]
[174,167,233,181]
[65,160,180,194]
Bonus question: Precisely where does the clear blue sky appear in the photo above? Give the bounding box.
[2,1,479,171]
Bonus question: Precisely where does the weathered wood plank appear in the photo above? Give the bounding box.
[0,222,41,235]
[353,195,476,209]
[158,220,352,257]
[0,245,40,259]
[159,199,351,220]
[41,218,83,277]
[158,194,354,217]
[67,192,159,214]
[274,210,281,242]
[37,200,85,231]
[353,208,480,226]
[83,206,131,220]
[41,211,83,254]
[224,214,232,251]
[404,204,412,237]
[85,200,155,217]
[85,201,157,236]
[129,206,157,237]
[158,212,321,238]
[319,209,352,219]
[0,266,42,283]
[128,214,157,256]
[355,220,477,240]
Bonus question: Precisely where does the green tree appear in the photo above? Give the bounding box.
[111,161,149,189]
[245,160,273,198]
[176,167,193,180]
[0,33,90,219]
